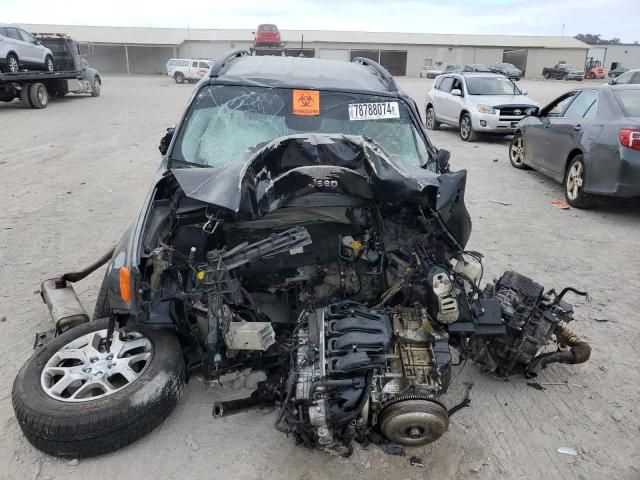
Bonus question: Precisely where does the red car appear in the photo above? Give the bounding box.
[254,24,281,47]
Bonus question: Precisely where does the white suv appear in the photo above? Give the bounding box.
[0,24,54,73]
[425,72,538,141]
[167,59,214,84]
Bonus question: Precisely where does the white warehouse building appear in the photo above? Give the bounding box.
[21,23,590,78]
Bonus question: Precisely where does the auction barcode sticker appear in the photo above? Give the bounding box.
[348,102,400,121]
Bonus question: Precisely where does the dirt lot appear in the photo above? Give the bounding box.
[1,76,638,480]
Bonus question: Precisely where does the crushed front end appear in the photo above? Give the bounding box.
[100,134,591,455]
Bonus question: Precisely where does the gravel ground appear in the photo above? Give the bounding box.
[1,75,638,480]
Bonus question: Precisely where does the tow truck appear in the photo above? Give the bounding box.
[0,33,101,109]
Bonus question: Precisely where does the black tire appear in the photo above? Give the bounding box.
[29,82,48,109]
[91,77,101,97]
[44,55,54,72]
[174,72,185,84]
[509,132,529,169]
[425,106,440,130]
[563,154,596,208]
[6,53,19,73]
[20,84,33,108]
[93,273,111,320]
[459,113,477,142]
[543,72,550,80]
[12,318,185,458]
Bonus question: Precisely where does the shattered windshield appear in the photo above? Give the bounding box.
[171,85,430,167]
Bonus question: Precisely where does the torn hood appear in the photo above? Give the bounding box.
[171,133,471,245]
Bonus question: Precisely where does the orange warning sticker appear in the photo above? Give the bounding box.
[292,89,320,116]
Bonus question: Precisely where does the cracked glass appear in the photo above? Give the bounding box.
[171,85,429,168]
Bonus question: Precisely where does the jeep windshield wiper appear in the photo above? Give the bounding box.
[168,157,208,169]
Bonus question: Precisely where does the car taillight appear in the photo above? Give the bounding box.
[619,129,640,151]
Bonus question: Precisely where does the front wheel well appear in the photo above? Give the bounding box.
[565,149,583,173]
[459,110,469,123]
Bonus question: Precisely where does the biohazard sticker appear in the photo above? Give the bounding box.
[348,102,400,121]
[293,89,320,116]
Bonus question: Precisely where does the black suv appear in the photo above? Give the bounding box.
[13,51,590,460]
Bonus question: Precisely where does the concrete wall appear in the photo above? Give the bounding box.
[588,45,640,70]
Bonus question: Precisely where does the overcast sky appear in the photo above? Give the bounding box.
[5,0,639,43]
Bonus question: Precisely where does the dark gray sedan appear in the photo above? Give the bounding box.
[509,84,640,207]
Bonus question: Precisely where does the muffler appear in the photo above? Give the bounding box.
[40,279,89,334]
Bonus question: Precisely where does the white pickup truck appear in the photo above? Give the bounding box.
[166,59,214,84]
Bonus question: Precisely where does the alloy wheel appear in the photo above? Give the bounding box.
[566,161,584,201]
[510,136,525,165]
[8,56,19,73]
[460,117,471,139]
[426,109,434,129]
[40,329,153,402]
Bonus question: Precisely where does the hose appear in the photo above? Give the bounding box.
[58,247,115,285]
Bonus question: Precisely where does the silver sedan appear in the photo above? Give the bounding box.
[509,84,640,207]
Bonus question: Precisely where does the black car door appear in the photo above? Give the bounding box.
[543,90,599,180]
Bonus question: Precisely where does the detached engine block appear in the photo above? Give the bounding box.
[287,302,451,455]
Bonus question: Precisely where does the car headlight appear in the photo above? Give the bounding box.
[477,104,496,114]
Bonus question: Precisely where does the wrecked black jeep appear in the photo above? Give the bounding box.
[12,52,591,458]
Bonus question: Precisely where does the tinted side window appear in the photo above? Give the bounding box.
[439,77,454,93]
[563,90,598,118]
[18,29,35,43]
[546,93,576,117]
[433,76,444,89]
[615,71,634,84]
[198,61,210,69]
[6,28,21,40]
[192,61,197,68]
[0,27,7,37]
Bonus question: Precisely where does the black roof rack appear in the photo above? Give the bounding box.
[210,50,250,78]
[351,57,398,92]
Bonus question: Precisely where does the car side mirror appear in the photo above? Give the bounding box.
[159,127,175,155]
[608,79,616,85]
[451,89,462,97]
[436,149,451,173]
[525,107,539,116]
[34,39,41,45]
[520,89,528,95]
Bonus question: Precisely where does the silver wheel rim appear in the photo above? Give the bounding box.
[38,86,47,106]
[461,117,471,138]
[426,109,434,129]
[510,136,524,165]
[41,329,153,402]
[566,161,584,201]
[94,79,101,94]
[46,58,54,72]
[8,56,18,72]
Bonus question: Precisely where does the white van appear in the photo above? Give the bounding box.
[166,59,214,84]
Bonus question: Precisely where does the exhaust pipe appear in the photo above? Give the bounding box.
[527,325,591,376]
